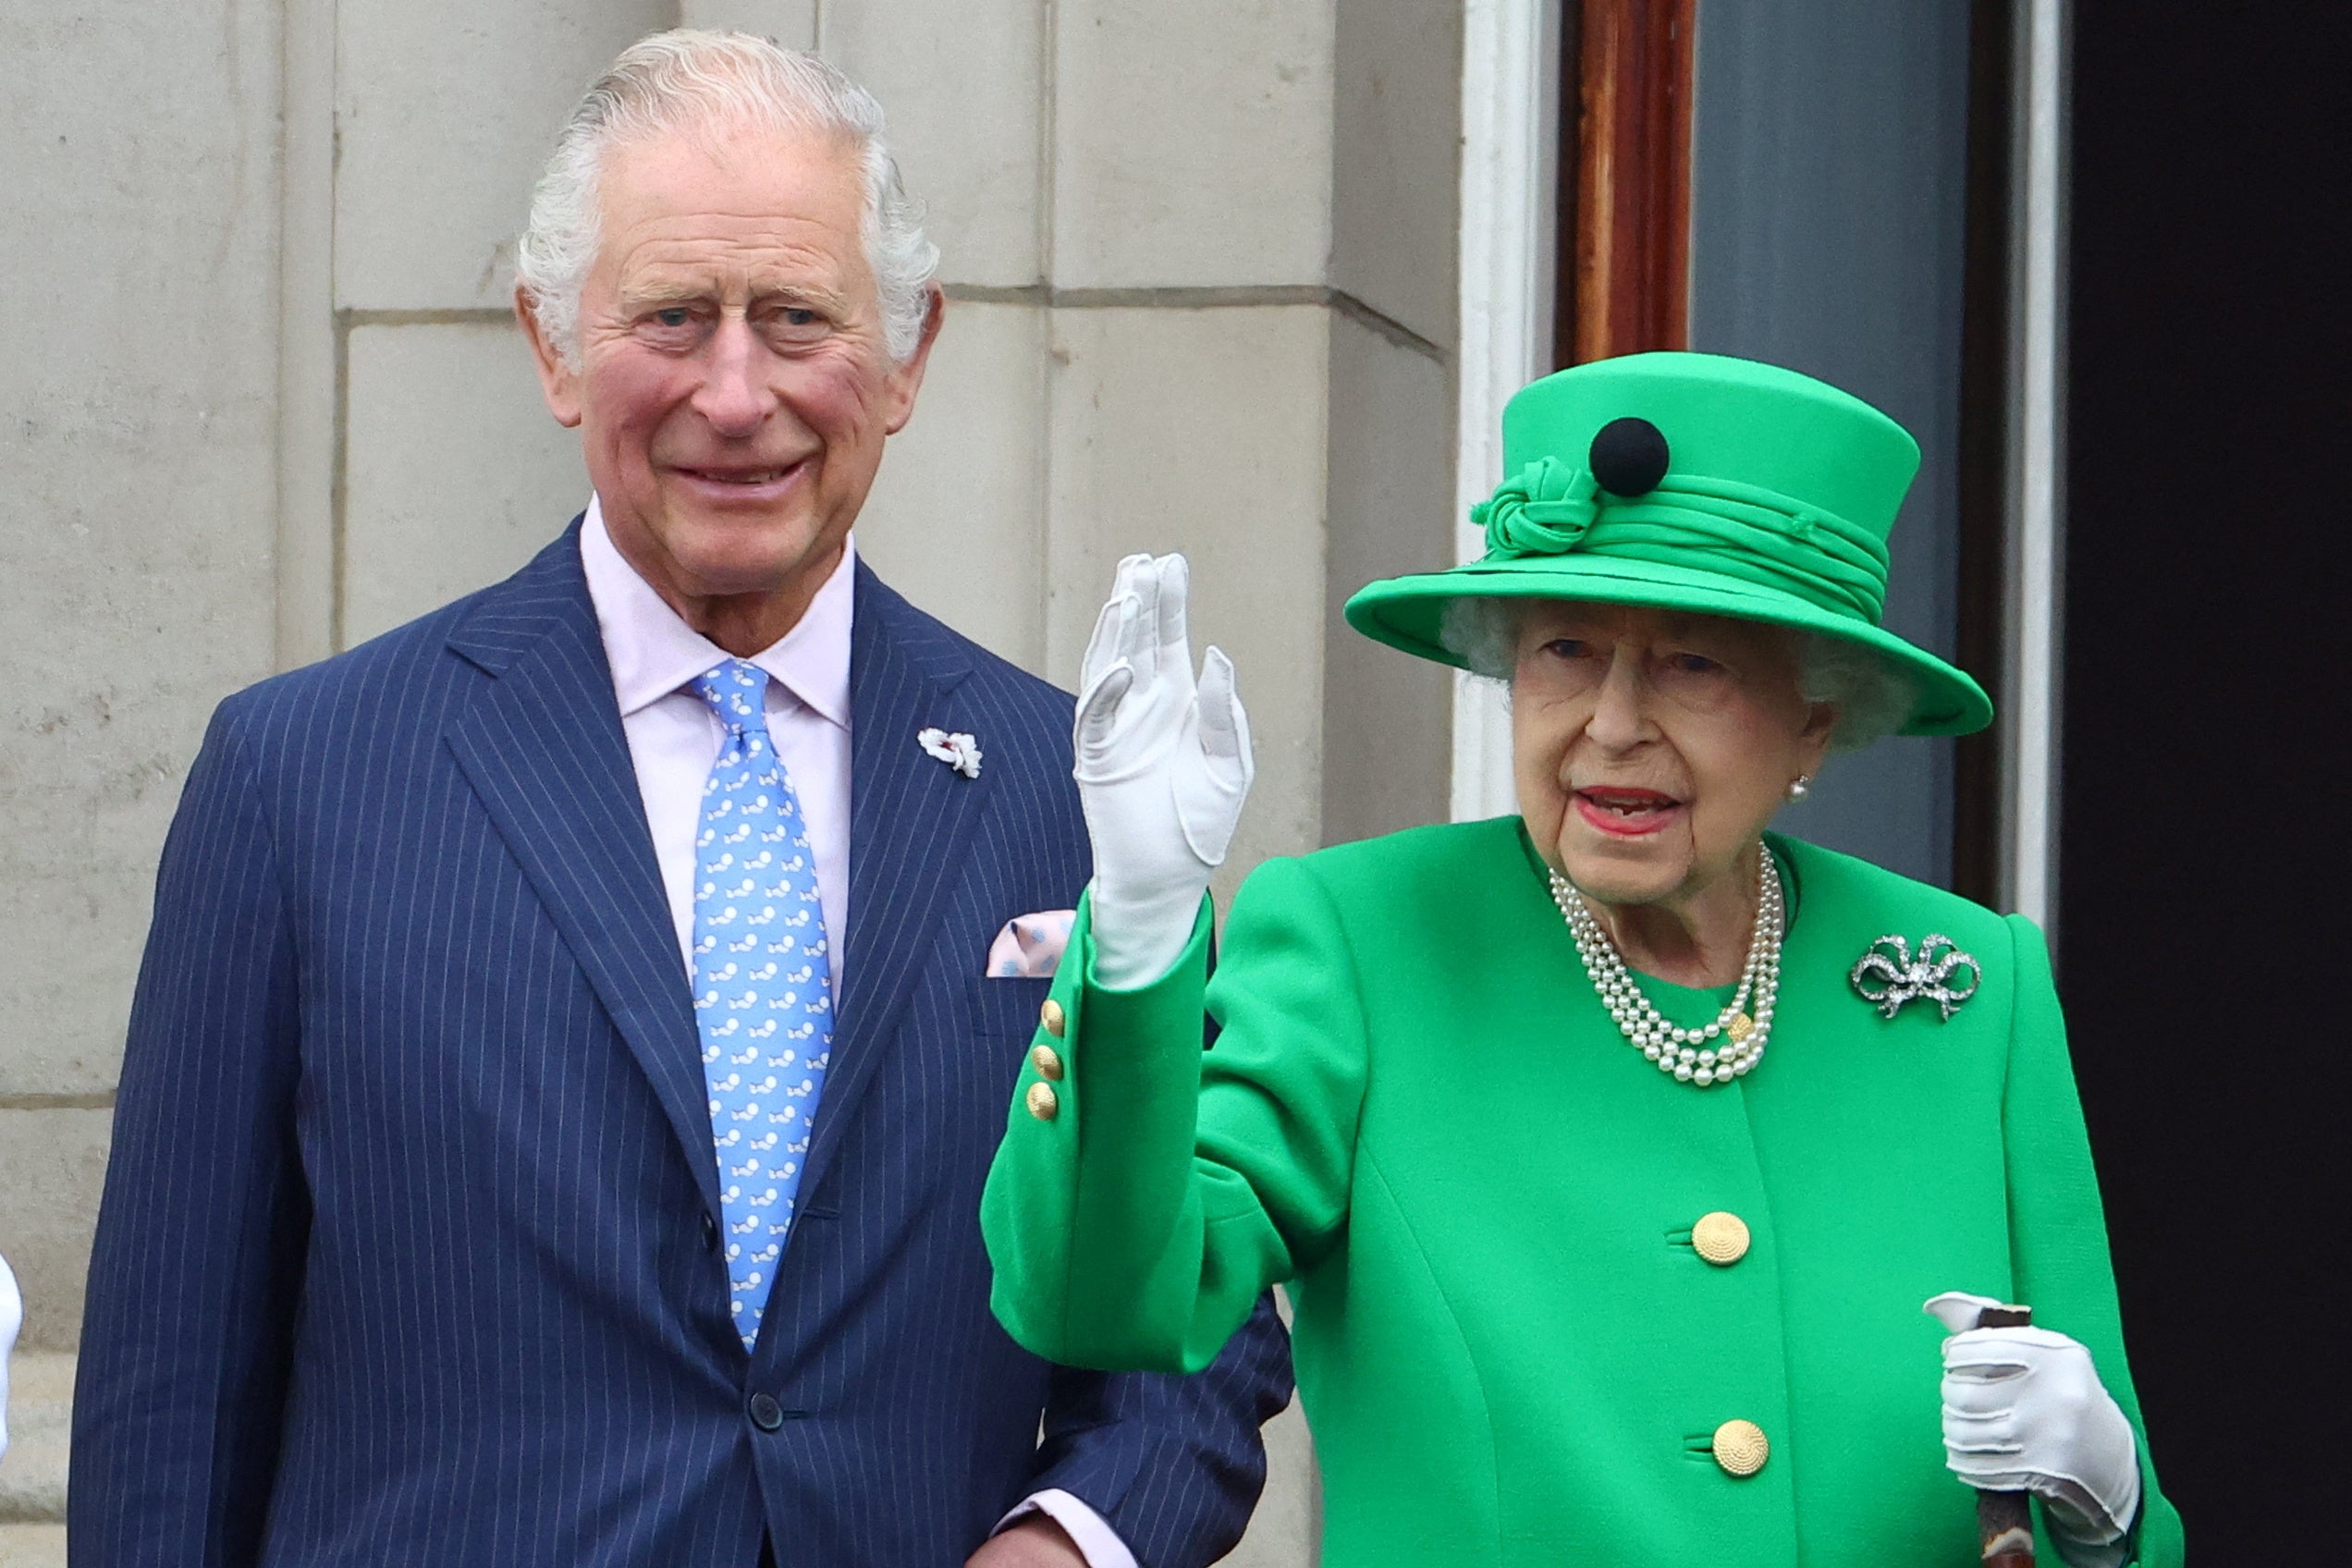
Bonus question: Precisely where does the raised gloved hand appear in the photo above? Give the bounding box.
[1926,1292,2142,1558]
[1073,554,1254,989]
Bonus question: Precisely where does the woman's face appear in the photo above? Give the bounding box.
[1512,601,1836,911]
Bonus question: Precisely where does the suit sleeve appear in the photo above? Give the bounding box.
[1020,1292,1294,1568]
[983,855,1365,1375]
[2002,913,2186,1567]
[70,702,310,1567]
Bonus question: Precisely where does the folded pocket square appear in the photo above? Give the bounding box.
[986,910,1076,978]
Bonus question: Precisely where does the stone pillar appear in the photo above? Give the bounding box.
[2,4,289,1554]
[0,0,285,1358]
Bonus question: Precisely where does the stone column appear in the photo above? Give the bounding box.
[1,3,288,1555]
[0,0,285,1357]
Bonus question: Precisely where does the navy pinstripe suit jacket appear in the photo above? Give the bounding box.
[71,525,1292,1567]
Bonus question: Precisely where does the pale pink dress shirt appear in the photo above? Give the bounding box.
[577,500,1133,1568]
[580,499,853,983]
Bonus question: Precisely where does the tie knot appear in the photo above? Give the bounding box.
[692,660,772,737]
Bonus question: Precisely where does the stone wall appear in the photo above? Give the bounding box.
[0,2,1464,1558]
[1,0,288,1354]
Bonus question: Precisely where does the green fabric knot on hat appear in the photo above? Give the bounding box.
[1474,457,1603,557]
[1471,462,1893,626]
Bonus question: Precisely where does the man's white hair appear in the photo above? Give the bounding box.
[516,30,940,367]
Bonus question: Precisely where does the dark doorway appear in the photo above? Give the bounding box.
[2064,2,2352,1553]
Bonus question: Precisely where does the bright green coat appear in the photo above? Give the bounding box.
[983,819,2183,1567]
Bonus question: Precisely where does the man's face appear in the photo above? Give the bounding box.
[525,120,937,613]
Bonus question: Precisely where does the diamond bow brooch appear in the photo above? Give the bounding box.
[1849,935,1980,1022]
[917,728,983,779]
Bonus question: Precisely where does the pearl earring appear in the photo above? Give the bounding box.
[1786,775,1812,801]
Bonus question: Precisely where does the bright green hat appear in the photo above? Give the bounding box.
[1344,350,1992,736]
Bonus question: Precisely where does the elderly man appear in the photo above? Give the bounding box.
[70,31,1289,1568]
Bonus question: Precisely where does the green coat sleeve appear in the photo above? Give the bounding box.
[2002,913,2186,1566]
[982,859,1367,1375]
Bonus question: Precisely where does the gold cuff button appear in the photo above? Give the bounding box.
[1692,1211,1751,1267]
[1040,998,1067,1038]
[1712,1419,1770,1476]
[1024,1081,1060,1121]
[1030,1044,1065,1081]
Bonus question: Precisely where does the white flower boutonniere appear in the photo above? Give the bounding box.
[917,727,983,779]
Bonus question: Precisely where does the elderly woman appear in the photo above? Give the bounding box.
[981,353,2180,1566]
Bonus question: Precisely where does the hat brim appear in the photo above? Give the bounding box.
[1344,555,1992,738]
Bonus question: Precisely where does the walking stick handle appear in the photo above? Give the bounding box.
[1973,1304,2036,1568]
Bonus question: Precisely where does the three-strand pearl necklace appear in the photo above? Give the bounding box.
[1548,853,1786,1087]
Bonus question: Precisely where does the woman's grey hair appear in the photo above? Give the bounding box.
[516,30,940,368]
[1438,595,1917,753]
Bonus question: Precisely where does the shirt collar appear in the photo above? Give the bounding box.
[579,495,855,730]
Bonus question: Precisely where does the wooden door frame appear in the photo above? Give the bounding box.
[1555,0,1696,366]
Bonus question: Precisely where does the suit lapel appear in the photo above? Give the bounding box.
[441,524,720,1219]
[799,565,984,1203]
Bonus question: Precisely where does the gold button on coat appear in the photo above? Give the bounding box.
[1040,998,1067,1037]
[1712,1419,1770,1476]
[1691,1211,1751,1266]
[1024,1081,1060,1121]
[1030,1044,1065,1081]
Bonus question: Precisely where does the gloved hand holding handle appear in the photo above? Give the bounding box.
[1074,554,1255,989]
[1928,1291,2142,1568]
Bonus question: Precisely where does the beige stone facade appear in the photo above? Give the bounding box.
[0,2,1465,1556]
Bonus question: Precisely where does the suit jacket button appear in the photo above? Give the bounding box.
[748,1392,785,1431]
[701,1213,720,1253]
[1030,1044,1065,1081]
[1025,1082,1060,1121]
[1712,1418,1769,1476]
[1692,1211,1751,1266]
[1040,998,1067,1038]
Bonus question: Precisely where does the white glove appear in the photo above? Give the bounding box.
[1074,553,1254,988]
[0,1252,19,1460]
[1926,1292,2141,1557]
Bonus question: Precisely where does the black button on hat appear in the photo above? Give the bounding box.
[1589,417,1671,496]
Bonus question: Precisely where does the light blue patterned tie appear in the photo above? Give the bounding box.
[689,659,833,1351]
